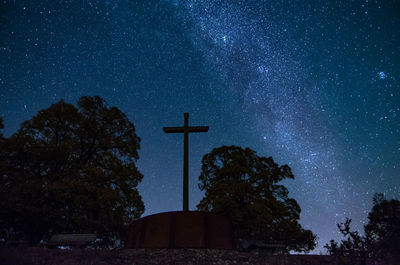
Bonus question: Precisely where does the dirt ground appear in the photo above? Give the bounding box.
[0,247,339,265]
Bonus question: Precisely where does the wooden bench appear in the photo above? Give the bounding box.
[46,234,97,248]
[5,239,29,247]
[238,239,286,254]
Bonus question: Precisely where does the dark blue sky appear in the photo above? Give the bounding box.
[1,0,399,253]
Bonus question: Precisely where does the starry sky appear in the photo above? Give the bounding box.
[1,0,399,253]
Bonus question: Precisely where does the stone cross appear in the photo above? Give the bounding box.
[163,113,209,211]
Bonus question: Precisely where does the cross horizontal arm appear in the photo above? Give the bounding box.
[163,127,185,133]
[163,126,209,133]
[188,126,209,132]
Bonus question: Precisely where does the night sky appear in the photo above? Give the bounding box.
[1,0,399,253]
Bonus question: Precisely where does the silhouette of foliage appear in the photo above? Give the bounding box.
[0,116,3,149]
[325,193,400,264]
[0,96,144,246]
[197,145,316,253]
[0,117,4,144]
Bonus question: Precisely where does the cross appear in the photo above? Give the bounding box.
[163,113,209,211]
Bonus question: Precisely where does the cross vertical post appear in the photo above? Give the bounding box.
[183,113,189,211]
[163,113,209,211]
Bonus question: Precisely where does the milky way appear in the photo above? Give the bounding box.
[174,0,400,250]
[0,0,399,252]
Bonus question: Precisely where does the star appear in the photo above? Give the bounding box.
[378,71,387,79]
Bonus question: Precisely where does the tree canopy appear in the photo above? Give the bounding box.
[325,193,400,264]
[197,145,316,252]
[0,117,3,134]
[0,96,144,246]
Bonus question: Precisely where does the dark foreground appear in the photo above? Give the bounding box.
[0,247,341,265]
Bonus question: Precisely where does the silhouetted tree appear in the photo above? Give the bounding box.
[197,145,316,252]
[0,116,3,146]
[325,193,400,264]
[0,117,4,146]
[0,96,144,246]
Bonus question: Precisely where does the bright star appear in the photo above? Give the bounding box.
[378,71,387,79]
